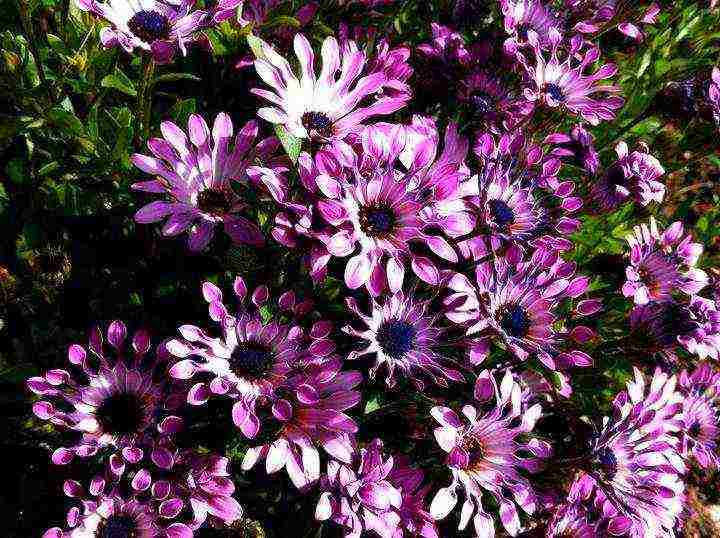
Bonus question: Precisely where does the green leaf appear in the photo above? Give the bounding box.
[47,107,84,137]
[152,72,201,86]
[262,16,301,30]
[38,161,60,176]
[101,69,137,97]
[46,34,67,55]
[169,98,197,124]
[274,124,301,164]
[246,34,267,60]
[7,158,25,184]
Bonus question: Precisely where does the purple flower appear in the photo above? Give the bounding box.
[545,502,599,537]
[710,67,720,127]
[43,479,192,538]
[342,290,464,389]
[545,123,600,175]
[445,248,598,371]
[570,1,660,44]
[568,368,685,538]
[315,439,438,538]
[429,370,551,537]
[519,29,624,125]
[75,0,212,63]
[590,141,665,212]
[622,218,707,305]
[27,321,183,470]
[678,363,720,469]
[501,0,563,49]
[252,34,408,140]
[458,70,534,131]
[458,131,581,259]
[132,113,287,252]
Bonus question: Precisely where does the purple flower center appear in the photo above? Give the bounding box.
[127,10,170,43]
[488,199,515,226]
[95,392,146,436]
[359,206,397,237]
[376,319,416,358]
[230,342,274,379]
[301,112,334,138]
[498,304,531,338]
[470,91,495,117]
[197,188,233,216]
[99,515,137,538]
[545,83,566,103]
[595,447,618,479]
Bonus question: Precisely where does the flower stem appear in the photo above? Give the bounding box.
[138,55,156,143]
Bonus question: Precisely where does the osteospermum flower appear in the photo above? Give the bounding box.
[622,218,707,305]
[342,290,464,389]
[545,502,599,537]
[678,363,720,469]
[132,113,287,252]
[75,0,217,63]
[569,0,660,44]
[545,123,600,175]
[500,0,563,49]
[446,247,598,371]
[519,29,624,125]
[590,141,665,212]
[568,368,685,538]
[252,33,408,140]
[458,70,534,131]
[430,370,551,537]
[458,131,581,259]
[315,439,438,538]
[27,321,183,469]
[43,479,192,538]
[168,276,361,489]
[710,67,720,127]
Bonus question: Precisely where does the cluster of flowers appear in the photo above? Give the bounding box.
[28,0,720,537]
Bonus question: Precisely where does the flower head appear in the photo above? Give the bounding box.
[458,131,581,259]
[622,218,707,305]
[27,321,183,470]
[446,248,598,371]
[75,0,213,63]
[545,123,600,175]
[501,0,564,49]
[678,363,720,470]
[519,29,624,125]
[590,141,665,212]
[568,368,685,538]
[343,290,464,389]
[132,113,287,252]
[430,370,551,537]
[315,439,437,538]
[252,34,408,141]
[710,67,720,127]
[458,70,534,131]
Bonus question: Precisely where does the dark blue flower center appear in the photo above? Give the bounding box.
[545,83,566,103]
[516,23,532,41]
[498,304,531,338]
[230,342,274,379]
[301,111,334,138]
[359,207,397,237]
[488,199,515,226]
[689,421,702,437]
[127,10,170,43]
[605,164,626,188]
[470,91,495,117]
[376,319,416,358]
[96,392,145,436]
[595,447,618,479]
[99,515,137,538]
[197,188,232,215]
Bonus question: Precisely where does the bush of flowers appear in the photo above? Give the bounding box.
[3,0,720,536]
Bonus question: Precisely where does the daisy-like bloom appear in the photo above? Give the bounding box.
[622,218,708,305]
[445,247,599,370]
[545,123,600,175]
[545,502,599,537]
[500,0,564,50]
[568,368,685,538]
[678,363,720,470]
[316,439,438,538]
[132,113,287,252]
[168,276,361,489]
[342,290,464,389]
[27,321,183,469]
[710,66,720,127]
[252,33,408,141]
[590,141,665,213]
[458,131,582,259]
[75,0,214,63]
[458,70,534,131]
[519,29,624,125]
[430,370,551,537]
[569,1,660,44]
[43,479,192,538]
